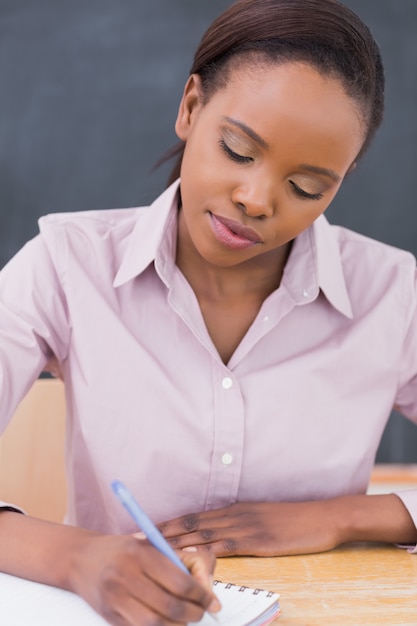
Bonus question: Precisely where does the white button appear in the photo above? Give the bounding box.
[263,316,269,322]
[221,453,233,465]
[303,289,310,298]
[222,377,233,389]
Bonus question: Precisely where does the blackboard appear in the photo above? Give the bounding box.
[1,1,416,460]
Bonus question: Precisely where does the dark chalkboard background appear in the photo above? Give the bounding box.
[0,1,416,461]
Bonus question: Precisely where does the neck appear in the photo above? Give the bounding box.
[176,214,292,303]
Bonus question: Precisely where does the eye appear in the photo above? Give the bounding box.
[218,138,253,164]
[289,180,323,201]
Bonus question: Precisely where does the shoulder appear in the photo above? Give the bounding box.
[38,206,148,243]
[333,224,416,275]
[330,224,417,311]
[29,204,158,290]
[334,224,414,262]
[37,205,151,267]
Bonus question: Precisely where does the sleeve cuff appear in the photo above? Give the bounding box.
[394,489,417,554]
[0,502,26,515]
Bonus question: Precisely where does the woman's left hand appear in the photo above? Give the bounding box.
[158,500,344,557]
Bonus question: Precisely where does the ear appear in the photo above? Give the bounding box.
[175,74,204,141]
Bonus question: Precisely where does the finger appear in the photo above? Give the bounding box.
[102,540,215,621]
[167,530,239,554]
[187,535,285,558]
[179,533,263,557]
[174,526,223,548]
[144,547,217,612]
[160,512,202,535]
[168,528,219,550]
[133,531,146,540]
[89,554,202,625]
[131,534,215,595]
[166,522,253,551]
[159,507,233,538]
[180,549,221,613]
[131,574,208,624]
[106,584,204,626]
[187,537,241,556]
[102,559,209,625]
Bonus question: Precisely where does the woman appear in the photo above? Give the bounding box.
[1,0,416,624]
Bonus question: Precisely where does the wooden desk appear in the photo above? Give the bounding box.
[368,463,417,495]
[214,465,417,624]
[215,543,417,625]
[1,449,416,623]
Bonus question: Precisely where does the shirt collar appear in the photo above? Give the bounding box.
[114,180,353,318]
[282,214,353,318]
[113,180,180,288]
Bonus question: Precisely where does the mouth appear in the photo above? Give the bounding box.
[209,213,263,249]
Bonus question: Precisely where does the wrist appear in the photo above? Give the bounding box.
[0,510,99,591]
[331,493,417,546]
[62,527,103,595]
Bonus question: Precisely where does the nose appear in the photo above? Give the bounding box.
[231,179,275,219]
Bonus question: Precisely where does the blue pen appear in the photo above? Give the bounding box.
[111,479,190,574]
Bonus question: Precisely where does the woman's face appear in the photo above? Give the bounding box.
[175,61,365,270]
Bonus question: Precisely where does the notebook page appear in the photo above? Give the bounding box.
[1,573,280,626]
[1,572,108,626]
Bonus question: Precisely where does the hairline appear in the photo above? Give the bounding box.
[199,53,368,147]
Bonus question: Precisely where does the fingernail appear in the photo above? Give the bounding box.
[133,531,146,540]
[208,596,222,613]
[182,546,198,552]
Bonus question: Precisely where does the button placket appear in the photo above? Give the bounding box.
[205,369,244,508]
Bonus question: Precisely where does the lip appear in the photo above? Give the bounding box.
[209,213,263,249]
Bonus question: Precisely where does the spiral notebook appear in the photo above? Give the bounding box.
[192,580,280,625]
[0,572,280,626]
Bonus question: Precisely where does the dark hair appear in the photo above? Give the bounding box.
[165,0,384,185]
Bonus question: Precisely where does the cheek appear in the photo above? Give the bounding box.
[181,121,239,187]
[180,135,214,186]
[289,207,323,233]
[272,198,331,244]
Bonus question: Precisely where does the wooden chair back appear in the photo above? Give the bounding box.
[0,378,67,522]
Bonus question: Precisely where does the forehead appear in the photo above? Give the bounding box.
[202,61,365,168]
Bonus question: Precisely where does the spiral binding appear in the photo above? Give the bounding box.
[214,580,269,595]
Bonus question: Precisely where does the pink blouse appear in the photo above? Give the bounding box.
[0,180,416,551]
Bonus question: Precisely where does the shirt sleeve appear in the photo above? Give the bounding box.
[389,266,417,552]
[393,267,417,420]
[0,231,70,434]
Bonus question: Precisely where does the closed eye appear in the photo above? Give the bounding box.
[218,138,253,164]
[289,180,323,201]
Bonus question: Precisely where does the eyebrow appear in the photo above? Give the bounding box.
[299,164,341,183]
[222,116,269,149]
[222,116,342,183]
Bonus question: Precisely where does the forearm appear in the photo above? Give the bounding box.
[0,510,219,625]
[334,493,417,546]
[0,510,95,591]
